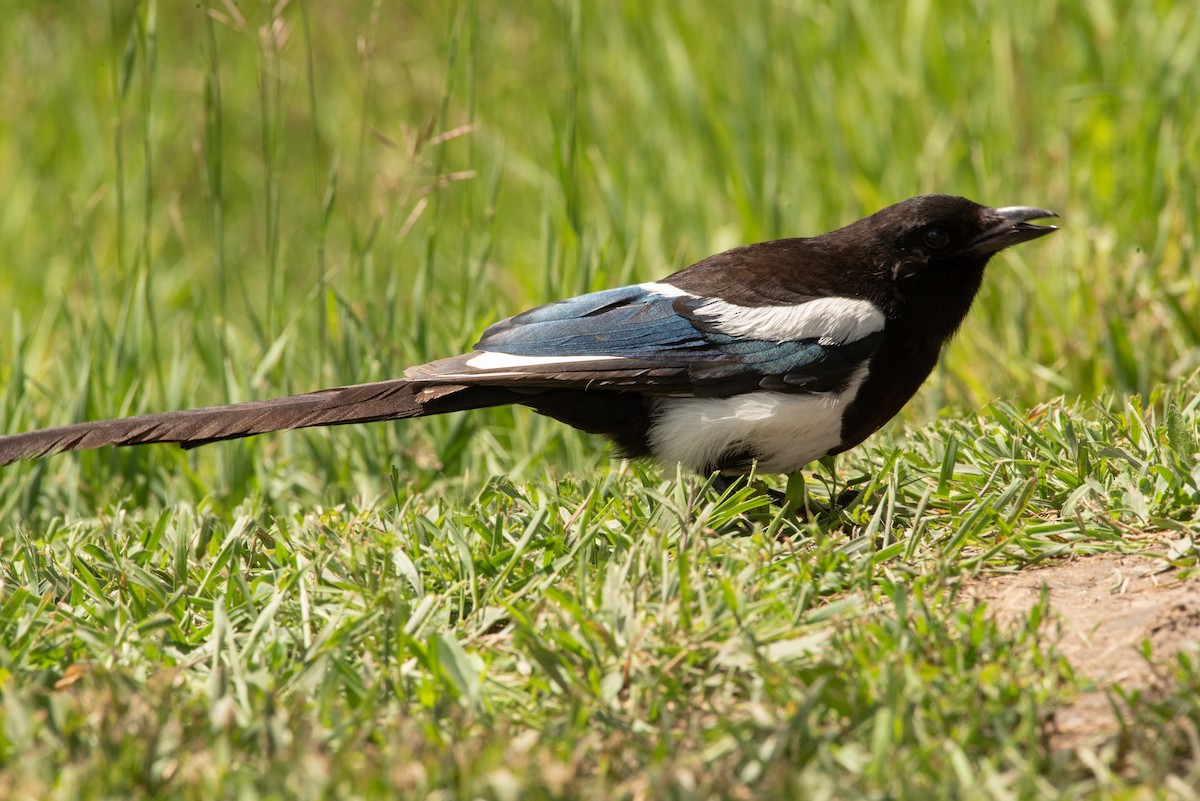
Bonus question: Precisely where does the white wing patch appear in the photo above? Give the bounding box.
[692,296,885,345]
[648,365,869,474]
[464,351,625,370]
[443,284,690,376]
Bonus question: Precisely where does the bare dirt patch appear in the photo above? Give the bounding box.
[963,552,1200,751]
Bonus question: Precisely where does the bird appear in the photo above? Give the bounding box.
[0,194,1057,499]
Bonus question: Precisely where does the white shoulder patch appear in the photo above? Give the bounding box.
[638,281,694,299]
[691,296,884,345]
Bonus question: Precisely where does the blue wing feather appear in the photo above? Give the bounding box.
[478,286,708,359]
[472,284,880,396]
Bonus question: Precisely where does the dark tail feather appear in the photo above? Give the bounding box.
[0,379,516,465]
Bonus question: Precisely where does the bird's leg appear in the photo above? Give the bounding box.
[782,471,809,515]
[709,474,735,496]
[781,460,862,519]
[815,455,864,510]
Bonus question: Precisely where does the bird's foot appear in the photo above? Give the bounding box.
[779,472,862,519]
[709,472,862,520]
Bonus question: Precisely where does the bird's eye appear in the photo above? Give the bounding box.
[923,228,950,249]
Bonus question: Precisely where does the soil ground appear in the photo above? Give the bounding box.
[963,552,1200,750]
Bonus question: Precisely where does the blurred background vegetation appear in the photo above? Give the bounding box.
[3,4,1200,797]
[1,0,1197,499]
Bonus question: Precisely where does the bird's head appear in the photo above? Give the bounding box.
[831,194,1058,333]
[858,194,1058,282]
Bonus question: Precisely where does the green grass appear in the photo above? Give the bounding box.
[2,1,1199,798]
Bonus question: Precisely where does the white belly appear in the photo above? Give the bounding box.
[647,367,868,475]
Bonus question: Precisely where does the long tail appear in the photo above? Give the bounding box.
[0,380,515,465]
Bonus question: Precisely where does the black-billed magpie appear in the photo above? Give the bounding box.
[0,195,1057,484]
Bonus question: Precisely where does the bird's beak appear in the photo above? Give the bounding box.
[967,206,1059,255]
